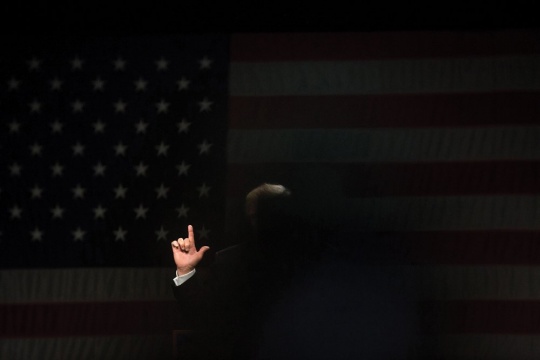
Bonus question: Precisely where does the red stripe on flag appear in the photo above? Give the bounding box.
[231,32,540,62]
[420,301,540,334]
[229,92,540,129]
[227,162,540,197]
[395,231,540,265]
[0,301,182,338]
[343,162,540,197]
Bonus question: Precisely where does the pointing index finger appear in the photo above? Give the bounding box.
[188,225,195,246]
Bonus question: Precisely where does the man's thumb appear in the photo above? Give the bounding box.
[198,246,210,255]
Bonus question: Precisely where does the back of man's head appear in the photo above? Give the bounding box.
[246,183,291,225]
[245,183,313,268]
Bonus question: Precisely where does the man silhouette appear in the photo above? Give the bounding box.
[171,183,302,359]
[171,183,420,359]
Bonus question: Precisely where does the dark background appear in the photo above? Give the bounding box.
[1,2,539,39]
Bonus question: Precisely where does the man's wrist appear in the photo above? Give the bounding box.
[174,268,196,286]
[176,267,194,276]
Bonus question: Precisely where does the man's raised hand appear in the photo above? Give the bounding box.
[171,225,210,275]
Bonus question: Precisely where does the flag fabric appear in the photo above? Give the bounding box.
[0,35,229,359]
[226,31,540,359]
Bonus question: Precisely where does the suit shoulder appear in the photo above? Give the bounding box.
[215,243,247,266]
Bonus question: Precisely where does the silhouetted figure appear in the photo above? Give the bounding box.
[171,183,420,359]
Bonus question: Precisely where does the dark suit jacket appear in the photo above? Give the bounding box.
[173,242,288,359]
[173,231,422,360]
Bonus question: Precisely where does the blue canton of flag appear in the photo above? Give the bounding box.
[0,35,229,268]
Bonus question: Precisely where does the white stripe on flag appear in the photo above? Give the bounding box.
[228,127,540,163]
[416,266,540,300]
[5,266,540,301]
[227,195,540,231]
[230,56,540,95]
[0,268,174,303]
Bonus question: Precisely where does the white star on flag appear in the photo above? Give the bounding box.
[72,184,86,199]
[176,161,190,176]
[29,100,42,113]
[197,183,211,198]
[155,99,170,114]
[51,163,64,177]
[134,204,149,219]
[114,227,127,242]
[93,162,106,176]
[8,78,20,90]
[198,97,213,112]
[71,100,85,113]
[135,162,148,177]
[72,227,85,241]
[198,140,212,155]
[8,121,21,133]
[177,119,191,133]
[30,143,43,156]
[50,120,63,134]
[30,186,43,199]
[155,184,169,199]
[114,142,127,156]
[71,57,84,70]
[134,78,147,91]
[30,228,43,242]
[114,184,128,199]
[156,142,169,156]
[72,142,85,156]
[155,58,169,71]
[198,225,210,239]
[9,206,23,219]
[27,57,41,71]
[155,226,169,241]
[176,204,189,218]
[93,120,106,133]
[9,163,22,176]
[93,205,107,219]
[135,120,148,134]
[50,78,62,90]
[92,77,105,91]
[51,205,65,219]
[114,99,127,113]
[177,77,190,90]
[113,57,126,71]
[199,56,213,69]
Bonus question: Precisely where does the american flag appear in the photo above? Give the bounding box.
[0,35,228,359]
[4,29,540,360]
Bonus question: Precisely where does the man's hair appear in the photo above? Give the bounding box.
[245,183,291,219]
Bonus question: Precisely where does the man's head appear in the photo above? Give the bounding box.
[244,182,323,275]
[244,183,300,262]
[245,183,291,229]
